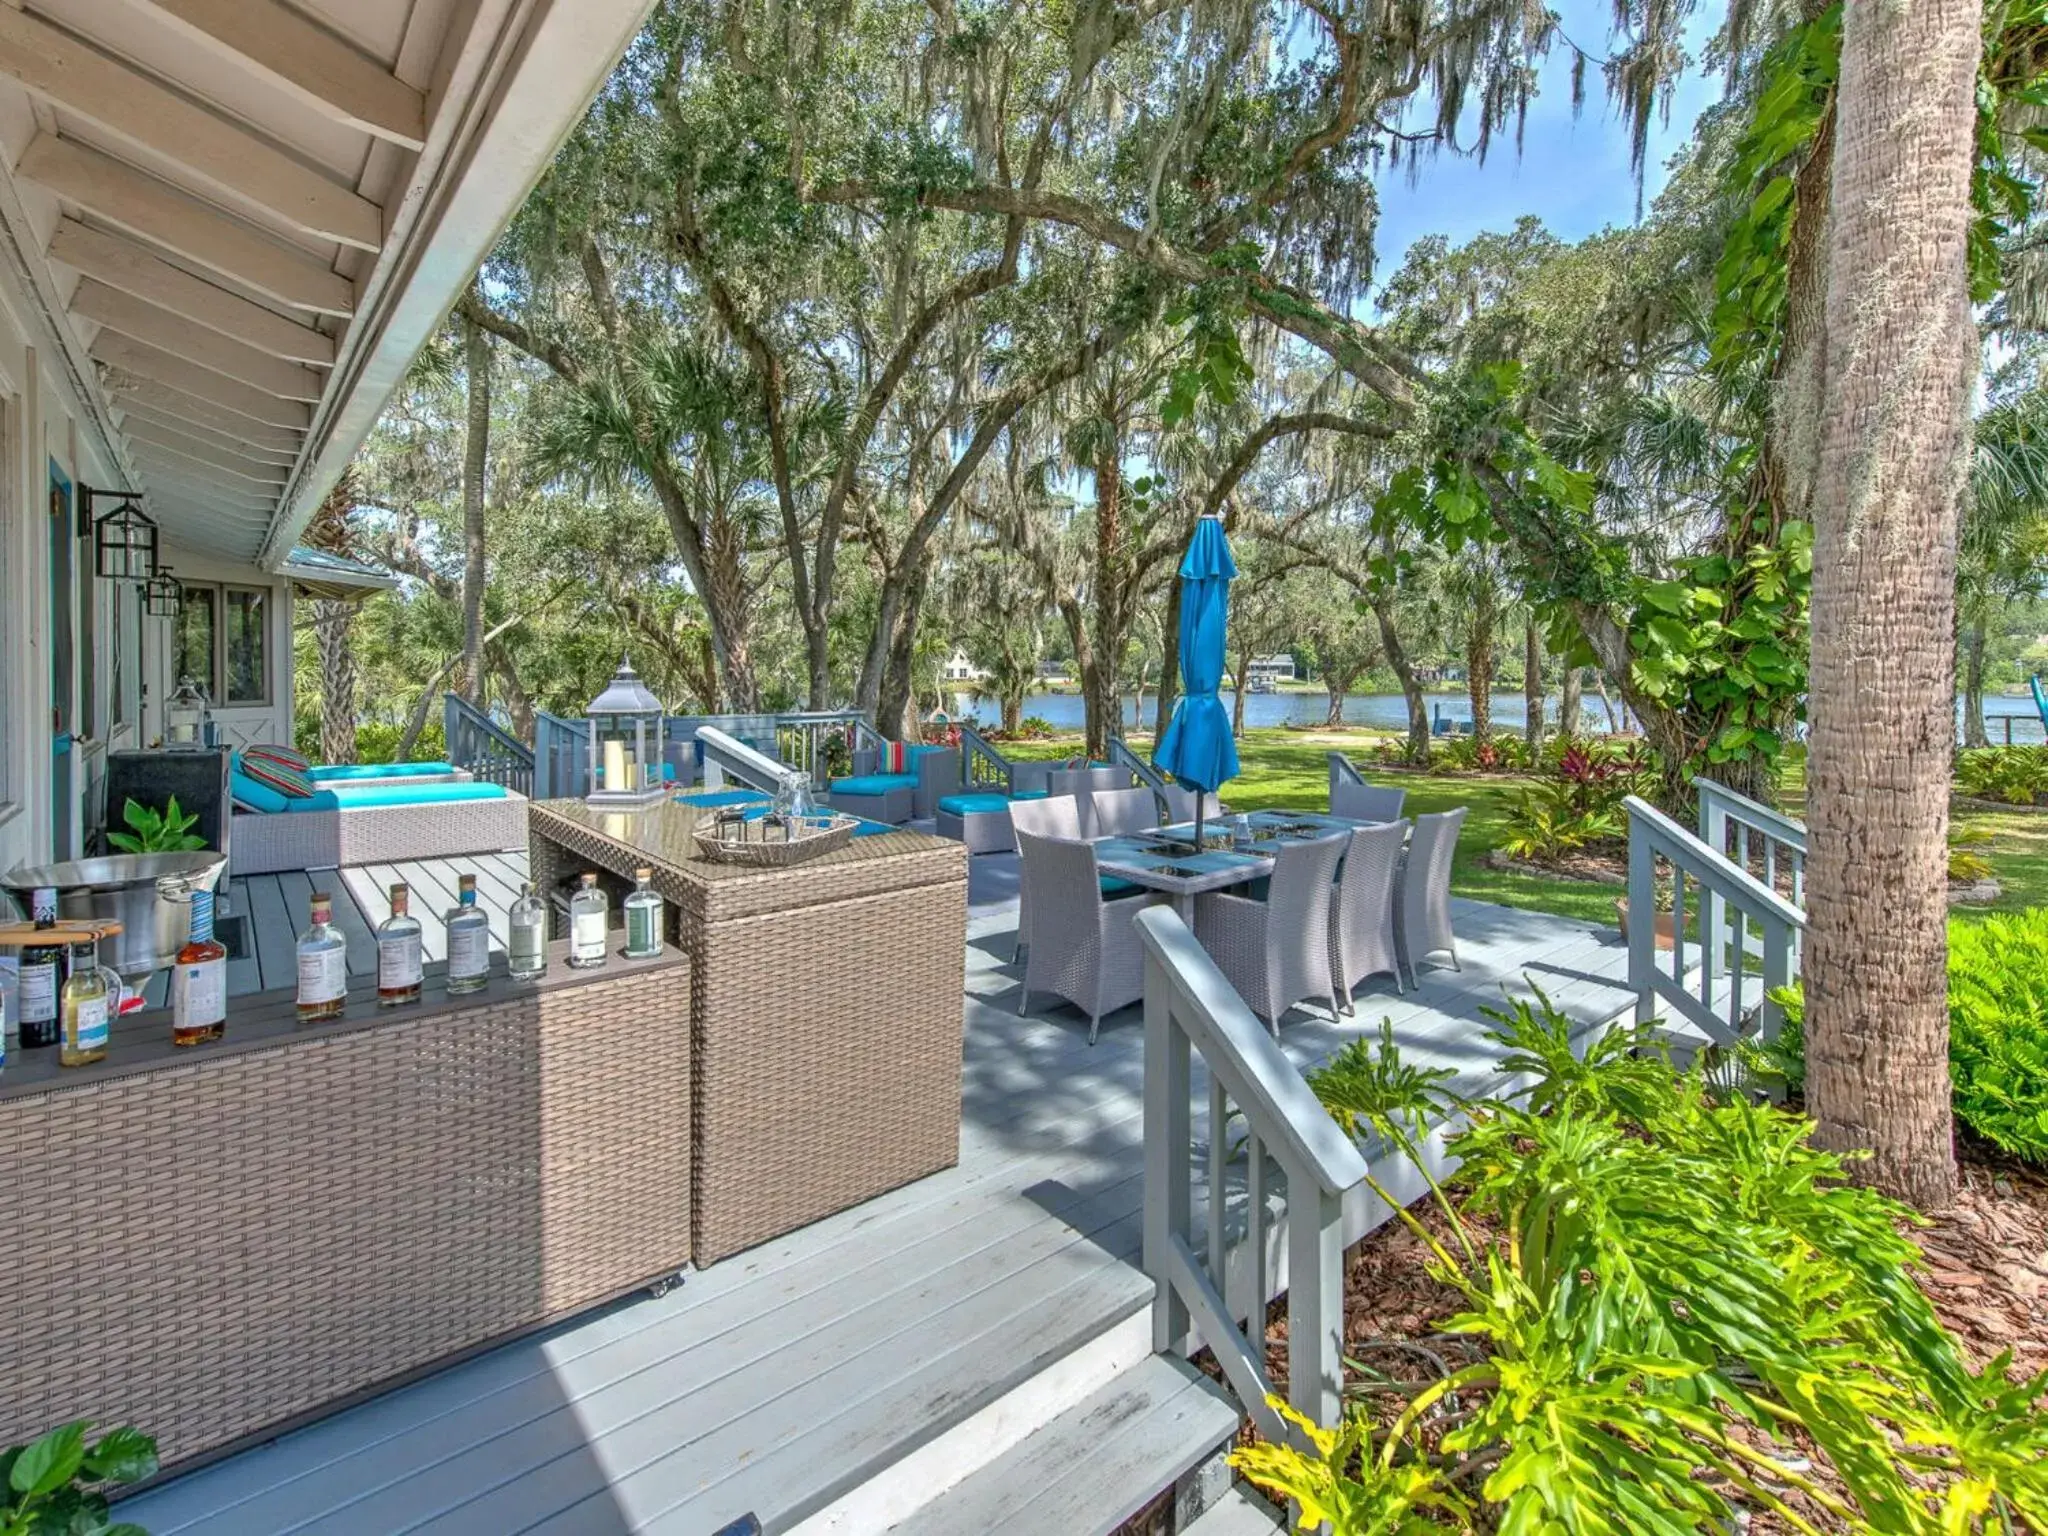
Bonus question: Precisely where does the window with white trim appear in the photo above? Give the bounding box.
[175,582,271,707]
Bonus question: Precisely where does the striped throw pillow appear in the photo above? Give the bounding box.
[239,751,314,799]
[246,743,310,774]
[882,740,906,773]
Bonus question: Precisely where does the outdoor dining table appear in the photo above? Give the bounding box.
[1093,807,1386,922]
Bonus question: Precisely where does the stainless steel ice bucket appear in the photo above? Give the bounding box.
[2,852,228,982]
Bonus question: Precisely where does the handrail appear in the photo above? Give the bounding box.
[532,710,588,799]
[955,723,1014,794]
[1108,738,1171,818]
[1626,794,1804,1047]
[1693,777,1806,983]
[443,694,535,795]
[696,725,795,795]
[1135,906,1369,1446]
[766,711,870,788]
[1326,751,1365,793]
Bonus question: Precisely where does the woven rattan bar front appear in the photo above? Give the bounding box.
[0,942,691,1474]
[529,799,968,1264]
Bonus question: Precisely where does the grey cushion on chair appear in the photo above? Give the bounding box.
[1007,796,1086,960]
[1015,830,1157,1044]
[1331,779,1407,824]
[1330,821,1408,1009]
[1194,832,1347,1029]
[1397,807,1467,981]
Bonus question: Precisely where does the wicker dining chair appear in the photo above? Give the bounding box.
[1193,831,1348,1030]
[1008,795,1085,961]
[1159,785,1225,824]
[1015,830,1157,1044]
[1331,779,1407,824]
[1396,807,1468,982]
[1087,786,1159,840]
[1329,820,1409,1010]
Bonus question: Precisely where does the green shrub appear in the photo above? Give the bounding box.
[2,1420,157,1536]
[1241,999,2048,1533]
[1955,744,2048,805]
[1496,741,1651,862]
[1755,910,2048,1164]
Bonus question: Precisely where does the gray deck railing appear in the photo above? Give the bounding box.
[771,712,873,788]
[954,724,1015,794]
[1626,794,1804,1047]
[1327,751,1364,795]
[1695,778,1806,978]
[443,694,536,795]
[696,726,795,795]
[1135,906,1369,1445]
[1108,737,1171,817]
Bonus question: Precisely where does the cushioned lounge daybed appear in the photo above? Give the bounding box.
[306,761,471,786]
[229,762,528,876]
[827,742,952,825]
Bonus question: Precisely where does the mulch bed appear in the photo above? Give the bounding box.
[1479,846,1629,885]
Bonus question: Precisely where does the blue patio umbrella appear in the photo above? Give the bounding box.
[1153,514,1239,850]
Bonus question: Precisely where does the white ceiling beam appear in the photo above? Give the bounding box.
[138,469,278,513]
[73,279,324,400]
[130,434,288,491]
[19,138,353,315]
[102,374,307,453]
[93,332,312,429]
[147,495,273,525]
[49,218,334,364]
[123,416,293,477]
[0,8,383,250]
[117,402,298,465]
[118,0,427,151]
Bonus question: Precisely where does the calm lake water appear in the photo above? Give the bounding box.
[953,689,2048,744]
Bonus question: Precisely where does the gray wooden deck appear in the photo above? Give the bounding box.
[121,851,1641,1536]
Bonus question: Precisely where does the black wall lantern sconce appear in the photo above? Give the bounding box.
[141,565,182,618]
[84,485,157,581]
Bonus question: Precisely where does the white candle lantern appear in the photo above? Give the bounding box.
[165,675,210,749]
[584,656,668,809]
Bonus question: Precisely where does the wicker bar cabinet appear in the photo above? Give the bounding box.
[0,941,691,1474]
[527,799,968,1264]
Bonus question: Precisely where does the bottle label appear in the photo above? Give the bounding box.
[378,936,423,990]
[20,960,58,1022]
[626,901,660,956]
[73,995,109,1051]
[571,910,607,961]
[510,920,545,970]
[298,947,346,1005]
[447,926,490,980]
[174,956,227,1028]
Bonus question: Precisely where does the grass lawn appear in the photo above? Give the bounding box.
[999,728,2047,927]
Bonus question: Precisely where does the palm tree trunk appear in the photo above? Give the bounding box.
[1466,576,1495,744]
[1804,0,1979,1208]
[1961,613,1988,748]
[460,311,490,706]
[313,599,358,765]
[1523,620,1544,756]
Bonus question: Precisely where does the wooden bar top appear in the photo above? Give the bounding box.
[0,937,687,1101]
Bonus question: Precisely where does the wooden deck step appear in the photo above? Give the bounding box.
[883,1356,1241,1536]
[1180,1483,1285,1534]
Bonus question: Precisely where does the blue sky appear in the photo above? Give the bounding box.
[1369,0,1727,284]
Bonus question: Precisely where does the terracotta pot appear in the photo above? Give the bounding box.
[1615,896,1677,950]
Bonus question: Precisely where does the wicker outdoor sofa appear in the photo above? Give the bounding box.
[231,786,530,875]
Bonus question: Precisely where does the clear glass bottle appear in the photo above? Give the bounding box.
[623,867,663,959]
[376,883,423,1006]
[0,960,12,1079]
[59,941,110,1068]
[17,886,63,1050]
[444,874,490,995]
[171,887,227,1046]
[567,872,609,969]
[508,881,547,981]
[296,892,348,1022]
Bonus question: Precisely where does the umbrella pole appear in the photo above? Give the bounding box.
[1193,796,1203,852]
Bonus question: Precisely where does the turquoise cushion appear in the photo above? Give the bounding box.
[676,788,769,808]
[308,761,456,782]
[229,768,292,815]
[295,789,344,812]
[315,781,511,810]
[830,774,917,796]
[1101,876,1142,898]
[1014,788,1049,800]
[939,793,1014,817]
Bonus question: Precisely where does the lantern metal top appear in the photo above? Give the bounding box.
[587,655,662,717]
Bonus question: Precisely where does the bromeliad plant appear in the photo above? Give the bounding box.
[104,796,206,856]
[1,1421,157,1536]
[1498,740,1654,863]
[1238,996,2048,1534]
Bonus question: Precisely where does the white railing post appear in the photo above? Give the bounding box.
[1286,1178,1345,1430]
[1143,953,1191,1355]
[1628,806,1658,1027]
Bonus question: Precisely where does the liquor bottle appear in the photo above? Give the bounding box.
[508,881,547,981]
[17,887,63,1049]
[445,874,490,995]
[376,883,423,1006]
[0,960,12,1078]
[567,873,608,969]
[59,941,109,1068]
[623,867,663,959]
[296,892,348,1023]
[171,888,228,1046]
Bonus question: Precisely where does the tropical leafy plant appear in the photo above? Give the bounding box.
[104,797,206,856]
[1247,997,2048,1533]
[1949,824,1998,885]
[1955,744,2048,805]
[1,1420,157,1536]
[1496,740,1651,862]
[1949,911,2048,1162]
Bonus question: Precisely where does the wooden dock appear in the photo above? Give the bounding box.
[121,853,1641,1535]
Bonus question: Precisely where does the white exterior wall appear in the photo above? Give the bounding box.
[0,254,285,877]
